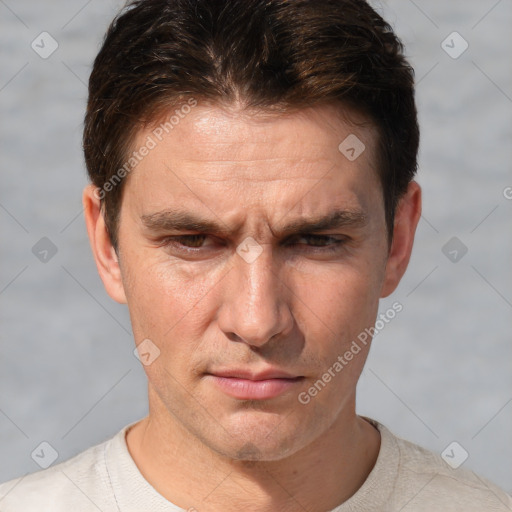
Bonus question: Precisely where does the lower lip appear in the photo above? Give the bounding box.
[208,375,304,400]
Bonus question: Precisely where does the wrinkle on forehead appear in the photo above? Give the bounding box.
[133,101,378,164]
[122,102,383,238]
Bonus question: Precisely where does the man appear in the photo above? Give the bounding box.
[1,0,510,510]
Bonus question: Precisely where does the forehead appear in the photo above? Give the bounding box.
[141,101,377,165]
[121,102,383,229]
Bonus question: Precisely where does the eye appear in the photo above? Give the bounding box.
[159,234,216,252]
[159,234,347,255]
[287,234,346,252]
[172,235,209,248]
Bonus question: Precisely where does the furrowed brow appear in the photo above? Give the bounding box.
[141,210,228,235]
[274,209,368,237]
[140,208,368,237]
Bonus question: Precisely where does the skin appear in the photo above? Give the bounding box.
[83,102,421,512]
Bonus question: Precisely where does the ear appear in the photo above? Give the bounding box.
[83,184,127,304]
[380,181,422,298]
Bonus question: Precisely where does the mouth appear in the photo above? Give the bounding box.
[206,369,305,400]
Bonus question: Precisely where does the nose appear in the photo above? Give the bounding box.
[217,243,294,348]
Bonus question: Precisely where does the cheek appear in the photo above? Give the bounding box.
[122,251,226,347]
[296,271,379,404]
[123,258,222,395]
[292,258,383,332]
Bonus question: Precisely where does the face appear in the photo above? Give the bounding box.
[86,102,418,461]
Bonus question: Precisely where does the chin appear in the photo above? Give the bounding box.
[206,408,320,462]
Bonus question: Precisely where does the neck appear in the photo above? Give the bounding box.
[126,389,380,512]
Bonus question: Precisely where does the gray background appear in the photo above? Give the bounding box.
[1,0,511,494]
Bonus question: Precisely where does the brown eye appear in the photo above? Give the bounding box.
[159,234,216,253]
[288,234,345,251]
[173,235,208,248]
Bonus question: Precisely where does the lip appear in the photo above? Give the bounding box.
[210,368,299,380]
[206,369,304,400]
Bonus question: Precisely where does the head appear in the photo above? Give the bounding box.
[83,0,421,461]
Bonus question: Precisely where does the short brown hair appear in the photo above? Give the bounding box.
[83,0,419,250]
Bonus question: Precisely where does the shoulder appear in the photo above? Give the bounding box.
[0,433,119,512]
[385,426,512,511]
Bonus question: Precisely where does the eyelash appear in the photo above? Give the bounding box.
[160,234,346,254]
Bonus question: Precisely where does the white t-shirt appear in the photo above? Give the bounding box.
[1,418,511,511]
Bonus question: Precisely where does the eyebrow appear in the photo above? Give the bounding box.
[140,208,368,238]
